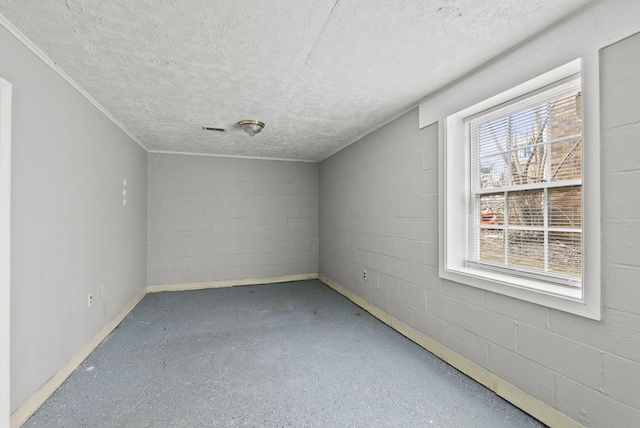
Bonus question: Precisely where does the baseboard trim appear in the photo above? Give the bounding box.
[10,273,319,427]
[317,274,582,428]
[145,273,319,294]
[12,273,577,428]
[10,289,147,428]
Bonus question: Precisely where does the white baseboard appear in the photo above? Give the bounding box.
[10,290,147,428]
[12,273,575,428]
[317,274,582,428]
[145,273,318,294]
[10,273,318,427]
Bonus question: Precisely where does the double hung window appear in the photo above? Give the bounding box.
[466,75,582,287]
[440,60,600,319]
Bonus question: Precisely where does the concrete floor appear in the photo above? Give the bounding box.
[24,280,545,427]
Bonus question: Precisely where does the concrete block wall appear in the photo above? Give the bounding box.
[148,153,318,286]
[318,33,640,427]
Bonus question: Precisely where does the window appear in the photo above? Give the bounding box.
[467,75,582,287]
[441,60,601,319]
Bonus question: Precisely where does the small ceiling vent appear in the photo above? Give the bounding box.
[202,126,226,132]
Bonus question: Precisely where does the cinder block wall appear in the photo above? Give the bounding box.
[147,153,318,286]
[318,34,640,427]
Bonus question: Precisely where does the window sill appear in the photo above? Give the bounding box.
[440,264,600,320]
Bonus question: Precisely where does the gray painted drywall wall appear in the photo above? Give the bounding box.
[147,153,318,285]
[0,26,148,411]
[318,34,640,427]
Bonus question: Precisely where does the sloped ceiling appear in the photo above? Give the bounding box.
[0,0,593,161]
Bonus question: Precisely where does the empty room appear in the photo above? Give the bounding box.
[1,0,639,427]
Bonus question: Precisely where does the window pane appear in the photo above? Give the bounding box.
[513,145,547,185]
[476,116,509,189]
[478,193,504,225]
[479,229,505,264]
[478,117,509,152]
[549,92,582,182]
[479,154,507,189]
[507,230,545,270]
[548,231,582,276]
[548,186,582,228]
[508,190,544,227]
[549,93,582,141]
[550,137,582,181]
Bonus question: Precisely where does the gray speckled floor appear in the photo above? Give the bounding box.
[24,280,545,427]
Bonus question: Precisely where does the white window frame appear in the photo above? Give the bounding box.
[441,59,602,320]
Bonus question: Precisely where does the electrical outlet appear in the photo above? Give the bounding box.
[100,286,104,300]
[88,293,93,308]
[363,270,367,281]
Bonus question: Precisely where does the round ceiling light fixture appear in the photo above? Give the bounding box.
[238,120,265,137]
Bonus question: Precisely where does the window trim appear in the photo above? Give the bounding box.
[440,59,602,320]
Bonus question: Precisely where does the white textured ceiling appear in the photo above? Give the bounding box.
[0,0,593,161]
